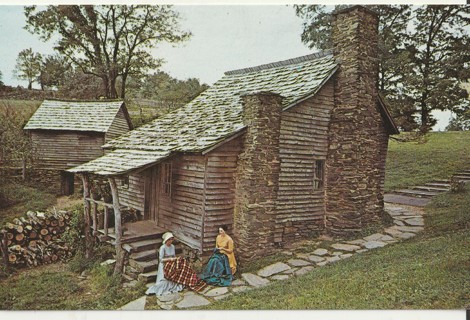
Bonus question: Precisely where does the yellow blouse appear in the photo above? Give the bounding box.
[216,234,237,274]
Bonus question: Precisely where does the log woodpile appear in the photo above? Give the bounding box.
[0,210,74,268]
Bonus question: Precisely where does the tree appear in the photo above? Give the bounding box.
[0,101,36,181]
[0,70,4,87]
[39,54,72,90]
[57,69,104,100]
[25,5,190,99]
[403,6,470,132]
[127,71,209,111]
[446,111,470,131]
[295,5,470,132]
[13,48,42,90]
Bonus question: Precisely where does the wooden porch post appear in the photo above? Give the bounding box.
[108,177,125,275]
[80,173,93,259]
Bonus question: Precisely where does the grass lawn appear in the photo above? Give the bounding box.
[385,131,470,191]
[0,127,469,310]
[0,262,146,310]
[201,187,470,309]
[0,181,57,227]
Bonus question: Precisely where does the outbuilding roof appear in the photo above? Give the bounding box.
[24,100,126,133]
[70,51,339,175]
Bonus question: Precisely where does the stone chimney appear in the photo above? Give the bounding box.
[233,92,282,261]
[325,6,386,235]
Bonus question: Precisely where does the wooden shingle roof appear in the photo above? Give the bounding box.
[69,51,338,175]
[24,100,125,133]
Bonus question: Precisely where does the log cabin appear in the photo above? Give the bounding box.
[24,99,132,195]
[69,6,399,263]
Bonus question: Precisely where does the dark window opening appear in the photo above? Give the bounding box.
[162,162,172,197]
[313,160,324,190]
[121,176,129,189]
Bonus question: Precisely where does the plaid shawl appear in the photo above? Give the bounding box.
[164,257,207,292]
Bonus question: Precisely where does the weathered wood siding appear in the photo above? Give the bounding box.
[155,155,206,249]
[276,80,334,232]
[202,138,241,254]
[117,173,145,214]
[30,130,105,170]
[105,108,130,143]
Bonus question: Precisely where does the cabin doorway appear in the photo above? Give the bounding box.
[146,166,161,224]
[61,171,74,195]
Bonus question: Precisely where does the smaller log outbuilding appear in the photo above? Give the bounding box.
[24,99,132,195]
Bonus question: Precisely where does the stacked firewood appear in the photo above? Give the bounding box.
[0,210,74,267]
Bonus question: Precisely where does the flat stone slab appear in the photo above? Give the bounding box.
[287,259,311,267]
[271,274,290,281]
[394,220,405,226]
[312,248,329,256]
[119,295,146,311]
[258,262,291,277]
[364,241,387,249]
[214,293,232,301]
[395,225,424,233]
[356,249,369,253]
[384,227,403,237]
[363,233,386,241]
[282,268,298,275]
[326,256,341,263]
[175,292,210,309]
[232,285,251,293]
[231,279,246,286]
[156,292,181,303]
[340,253,353,259]
[295,253,310,260]
[404,217,424,226]
[345,239,366,245]
[242,273,270,287]
[384,194,431,207]
[380,235,396,242]
[281,251,294,256]
[316,261,329,266]
[331,243,361,252]
[395,232,416,239]
[204,287,229,297]
[294,266,315,276]
[308,255,326,263]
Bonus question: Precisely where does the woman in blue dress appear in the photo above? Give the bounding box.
[145,232,185,296]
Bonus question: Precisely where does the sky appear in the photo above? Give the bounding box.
[0,4,459,131]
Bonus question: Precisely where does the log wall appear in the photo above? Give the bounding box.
[276,80,335,242]
[105,108,130,143]
[201,138,241,254]
[30,130,105,170]
[116,173,146,215]
[154,155,206,249]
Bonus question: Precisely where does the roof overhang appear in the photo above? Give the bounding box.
[377,94,400,135]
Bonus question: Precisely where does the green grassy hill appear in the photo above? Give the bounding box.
[385,131,470,191]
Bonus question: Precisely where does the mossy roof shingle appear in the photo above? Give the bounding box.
[24,100,125,132]
[69,52,338,175]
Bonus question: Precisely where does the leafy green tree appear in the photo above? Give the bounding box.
[25,5,190,99]
[13,48,42,90]
[39,54,72,90]
[446,109,470,131]
[295,5,470,132]
[57,69,103,100]
[0,102,36,181]
[127,71,209,111]
[0,70,4,87]
[403,5,470,132]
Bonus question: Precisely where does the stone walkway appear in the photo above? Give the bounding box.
[119,202,425,310]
